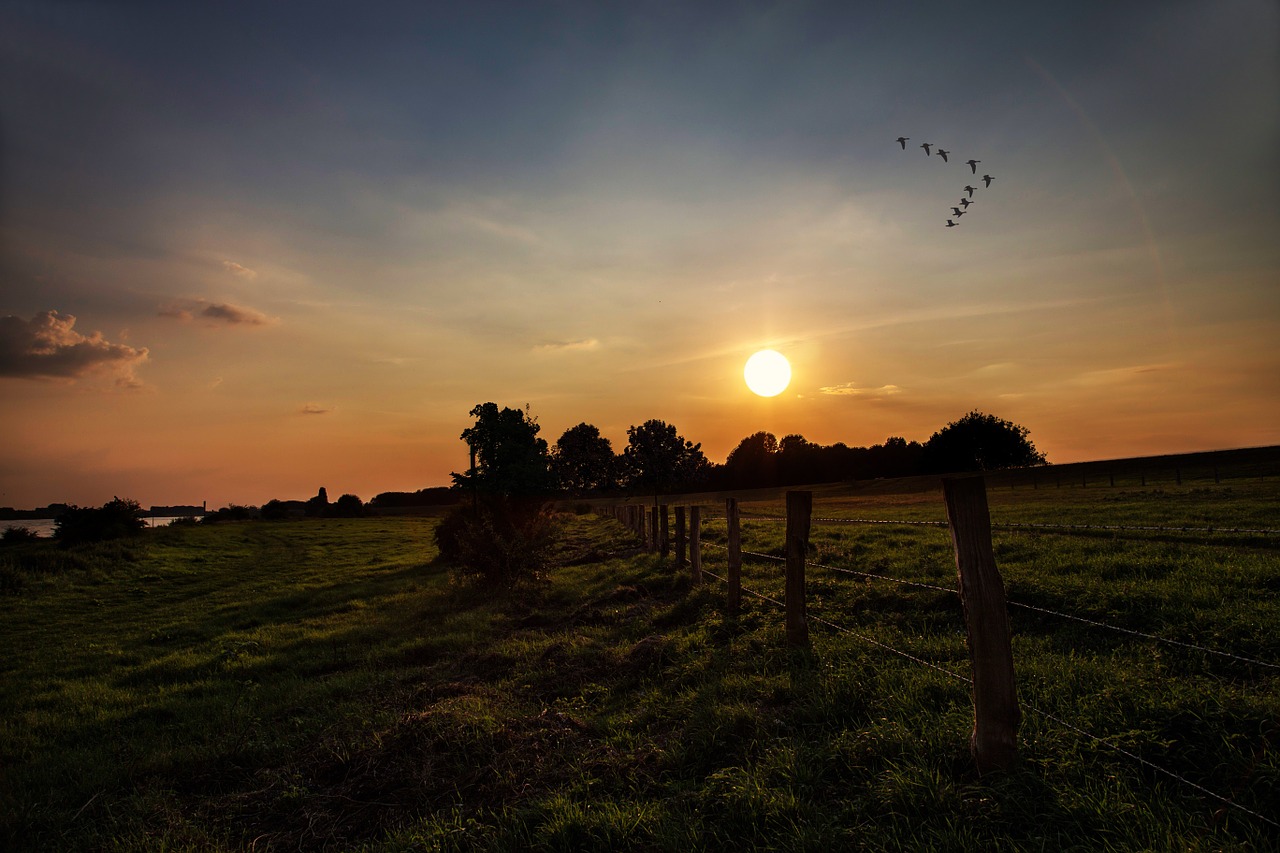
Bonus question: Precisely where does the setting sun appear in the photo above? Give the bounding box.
[744,350,792,398]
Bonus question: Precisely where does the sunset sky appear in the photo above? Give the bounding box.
[2,0,1278,509]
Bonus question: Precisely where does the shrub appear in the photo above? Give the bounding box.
[201,504,258,523]
[434,497,561,588]
[54,498,146,546]
[2,526,41,545]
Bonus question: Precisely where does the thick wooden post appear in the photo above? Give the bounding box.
[942,475,1020,774]
[659,505,670,558]
[785,491,811,649]
[726,498,741,616]
[675,507,687,567]
[690,506,702,584]
[649,505,658,552]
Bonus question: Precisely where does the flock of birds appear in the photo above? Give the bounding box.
[895,136,995,227]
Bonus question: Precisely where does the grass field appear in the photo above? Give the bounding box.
[2,478,1277,851]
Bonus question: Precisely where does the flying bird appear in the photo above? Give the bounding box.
[963,185,976,198]
[982,174,994,187]
[946,219,958,227]
[937,149,950,162]
[896,136,909,149]
[966,159,981,174]
[951,207,965,216]
[920,142,933,156]
[959,198,972,208]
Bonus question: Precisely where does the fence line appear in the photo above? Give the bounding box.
[738,512,1280,537]
[706,542,1280,670]
[700,548,1279,830]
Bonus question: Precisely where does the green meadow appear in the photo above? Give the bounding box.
[2,480,1278,851]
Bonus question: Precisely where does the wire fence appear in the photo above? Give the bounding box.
[737,512,1280,539]
[697,539,1279,830]
[691,494,1280,824]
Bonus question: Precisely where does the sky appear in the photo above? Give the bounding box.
[2,0,1278,509]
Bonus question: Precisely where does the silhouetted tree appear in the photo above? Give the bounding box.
[260,499,289,520]
[724,431,778,488]
[451,403,554,498]
[333,494,364,517]
[922,411,1047,473]
[551,422,618,494]
[440,403,558,587]
[622,419,709,496]
[55,497,146,545]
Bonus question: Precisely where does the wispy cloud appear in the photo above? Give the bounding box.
[819,382,903,398]
[1070,363,1180,387]
[221,260,258,279]
[535,338,600,353]
[0,311,149,386]
[160,299,276,327]
[300,403,333,415]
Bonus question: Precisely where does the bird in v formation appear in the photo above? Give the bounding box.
[895,135,997,226]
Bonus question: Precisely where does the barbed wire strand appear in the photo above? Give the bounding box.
[1018,701,1280,829]
[812,560,956,594]
[737,512,1280,536]
[1005,600,1280,670]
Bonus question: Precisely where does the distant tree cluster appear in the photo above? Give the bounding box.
[54,497,147,546]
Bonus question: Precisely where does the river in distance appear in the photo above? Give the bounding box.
[2,517,199,538]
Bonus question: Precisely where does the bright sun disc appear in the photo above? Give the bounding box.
[744,350,791,397]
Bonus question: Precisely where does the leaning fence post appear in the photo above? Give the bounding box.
[942,475,1020,774]
[675,506,687,567]
[785,491,812,649]
[689,506,702,584]
[659,505,670,558]
[726,498,742,616]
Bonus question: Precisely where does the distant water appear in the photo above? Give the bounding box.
[1,517,199,538]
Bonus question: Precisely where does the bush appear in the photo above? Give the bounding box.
[2,526,41,545]
[434,498,561,588]
[201,504,258,523]
[55,498,146,546]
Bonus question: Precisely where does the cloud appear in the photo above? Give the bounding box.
[200,302,273,325]
[0,311,149,385]
[159,299,276,327]
[300,403,333,415]
[222,260,258,279]
[534,338,600,353]
[1070,363,1180,387]
[819,382,903,397]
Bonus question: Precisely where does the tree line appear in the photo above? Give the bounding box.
[454,403,1047,500]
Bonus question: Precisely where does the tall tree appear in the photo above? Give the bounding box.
[551,422,617,494]
[622,419,709,496]
[452,403,554,497]
[724,431,779,488]
[922,411,1047,473]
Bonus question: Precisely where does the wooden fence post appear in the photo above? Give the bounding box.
[785,491,812,649]
[690,506,702,584]
[942,475,1020,774]
[726,498,741,616]
[649,505,658,553]
[659,505,670,558]
[675,507,687,567]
